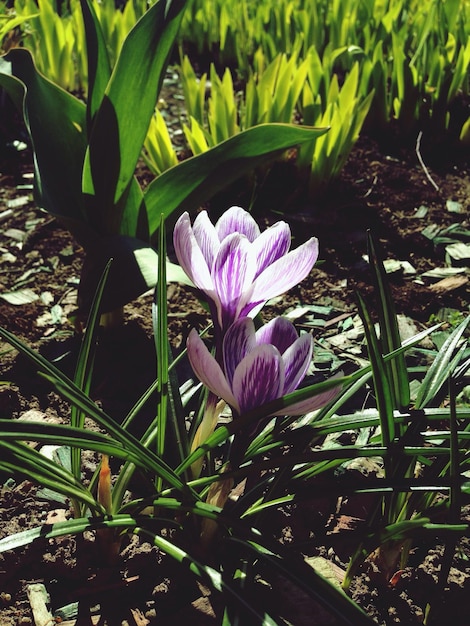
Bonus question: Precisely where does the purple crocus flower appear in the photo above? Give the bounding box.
[187,316,339,417]
[173,206,319,336]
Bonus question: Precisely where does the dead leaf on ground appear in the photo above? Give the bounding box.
[429,275,469,293]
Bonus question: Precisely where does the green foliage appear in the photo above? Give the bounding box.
[2,0,468,222]
[181,48,372,197]
[142,108,179,175]
[4,0,145,91]
[0,0,325,315]
[1,226,469,622]
[298,56,374,196]
[179,0,470,140]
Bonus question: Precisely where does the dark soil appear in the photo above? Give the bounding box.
[0,118,469,625]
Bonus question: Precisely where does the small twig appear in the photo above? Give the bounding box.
[363,175,378,198]
[415,131,439,192]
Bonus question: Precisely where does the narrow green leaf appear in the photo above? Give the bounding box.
[0,326,188,493]
[343,518,430,589]
[70,259,112,492]
[356,292,395,447]
[0,440,102,513]
[226,536,374,626]
[415,316,470,409]
[367,231,410,410]
[154,215,168,489]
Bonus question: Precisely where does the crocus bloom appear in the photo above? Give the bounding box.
[173,206,319,336]
[187,316,339,417]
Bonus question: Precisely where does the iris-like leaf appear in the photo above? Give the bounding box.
[145,124,328,237]
[83,0,188,210]
[80,0,112,131]
[0,49,89,241]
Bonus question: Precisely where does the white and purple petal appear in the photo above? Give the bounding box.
[252,221,291,277]
[212,233,256,330]
[223,318,257,387]
[192,210,220,270]
[282,333,313,395]
[186,329,239,411]
[255,317,298,354]
[283,383,342,415]
[215,206,260,242]
[232,345,284,414]
[247,237,319,308]
[173,212,215,294]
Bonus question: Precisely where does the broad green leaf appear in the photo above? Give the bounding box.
[0,49,92,244]
[77,235,158,314]
[144,123,328,237]
[80,0,112,131]
[83,0,188,221]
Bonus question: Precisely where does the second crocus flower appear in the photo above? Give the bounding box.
[187,316,339,417]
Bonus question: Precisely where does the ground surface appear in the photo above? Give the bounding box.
[0,118,469,624]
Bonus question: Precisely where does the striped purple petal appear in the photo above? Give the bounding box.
[215,206,260,242]
[212,233,255,330]
[255,317,298,354]
[232,345,284,414]
[223,318,257,387]
[252,221,291,277]
[248,237,319,307]
[282,333,313,395]
[173,212,214,293]
[186,329,239,410]
[192,211,220,270]
[283,383,342,415]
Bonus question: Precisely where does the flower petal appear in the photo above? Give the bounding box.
[215,206,260,242]
[282,333,313,395]
[252,221,291,277]
[192,211,220,270]
[283,383,342,415]
[244,237,319,316]
[187,329,239,410]
[173,212,215,294]
[232,344,284,414]
[212,233,256,330]
[223,318,256,387]
[255,317,298,354]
